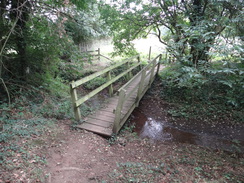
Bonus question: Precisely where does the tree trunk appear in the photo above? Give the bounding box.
[11,0,30,79]
[189,0,205,66]
[0,0,7,78]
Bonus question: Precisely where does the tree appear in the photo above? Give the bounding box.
[102,0,243,65]
[0,0,107,100]
[64,4,109,46]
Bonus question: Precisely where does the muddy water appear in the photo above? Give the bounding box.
[130,108,244,153]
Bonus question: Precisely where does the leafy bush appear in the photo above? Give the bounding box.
[159,61,244,123]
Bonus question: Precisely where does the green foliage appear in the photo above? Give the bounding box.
[109,162,168,182]
[102,0,243,64]
[79,103,94,117]
[0,86,75,181]
[108,133,118,145]
[0,0,109,101]
[65,4,109,45]
[107,145,244,183]
[83,76,107,90]
[159,61,244,123]
[0,117,54,143]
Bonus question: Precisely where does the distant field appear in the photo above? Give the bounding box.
[82,36,165,57]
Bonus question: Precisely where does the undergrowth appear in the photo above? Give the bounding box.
[108,145,244,182]
[159,61,244,125]
[0,88,72,182]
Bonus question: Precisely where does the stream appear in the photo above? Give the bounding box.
[129,101,244,153]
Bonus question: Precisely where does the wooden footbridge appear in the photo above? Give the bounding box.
[70,54,162,136]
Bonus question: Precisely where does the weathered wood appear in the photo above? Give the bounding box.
[75,63,140,107]
[149,58,156,85]
[136,69,146,107]
[126,62,133,80]
[149,46,151,60]
[75,54,162,136]
[98,48,100,62]
[77,123,112,136]
[107,71,113,97]
[92,110,115,118]
[156,55,162,75]
[85,118,113,128]
[117,62,142,92]
[113,89,126,133]
[70,55,139,89]
[137,55,141,66]
[120,102,137,128]
[100,54,114,62]
[80,49,99,53]
[70,82,81,121]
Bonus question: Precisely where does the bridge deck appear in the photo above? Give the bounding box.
[76,70,152,136]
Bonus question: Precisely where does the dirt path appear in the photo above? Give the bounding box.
[44,80,244,183]
[43,119,244,183]
[44,120,156,182]
[45,121,111,183]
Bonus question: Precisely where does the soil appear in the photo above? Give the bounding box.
[129,79,244,152]
[43,79,244,183]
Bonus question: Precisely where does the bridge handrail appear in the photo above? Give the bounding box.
[113,54,162,133]
[70,55,139,89]
[74,62,141,108]
[70,55,141,121]
[118,54,162,93]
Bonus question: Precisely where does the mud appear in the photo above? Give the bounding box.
[129,95,244,153]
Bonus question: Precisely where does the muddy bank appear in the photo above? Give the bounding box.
[129,80,244,153]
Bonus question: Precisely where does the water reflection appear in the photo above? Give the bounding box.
[140,118,172,141]
[130,109,244,153]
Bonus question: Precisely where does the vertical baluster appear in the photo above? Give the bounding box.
[136,69,146,107]
[113,89,126,133]
[107,71,113,97]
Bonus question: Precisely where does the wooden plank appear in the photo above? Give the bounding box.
[100,108,115,114]
[136,69,146,106]
[81,49,99,53]
[93,110,115,118]
[101,102,117,108]
[89,115,114,123]
[76,54,162,136]
[120,102,137,126]
[85,118,113,128]
[100,54,114,62]
[77,123,112,136]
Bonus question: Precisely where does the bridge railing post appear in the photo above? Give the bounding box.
[148,46,151,61]
[98,48,100,62]
[70,82,81,121]
[137,55,142,70]
[126,62,133,80]
[136,68,146,107]
[113,89,126,133]
[156,54,162,75]
[107,71,113,97]
[149,58,157,86]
